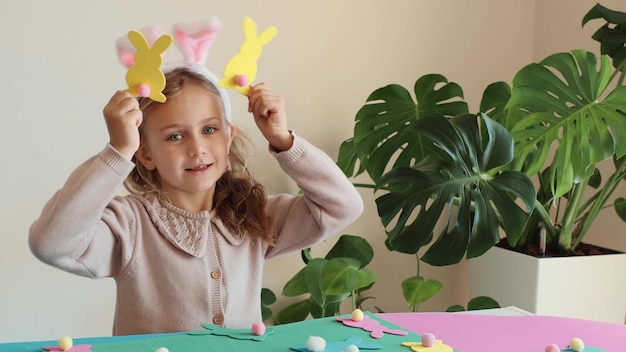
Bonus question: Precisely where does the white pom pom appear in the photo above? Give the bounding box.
[306,336,326,352]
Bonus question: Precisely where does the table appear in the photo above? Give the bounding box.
[2,308,624,351]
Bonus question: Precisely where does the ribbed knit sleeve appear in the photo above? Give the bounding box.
[264,133,364,258]
[29,144,137,278]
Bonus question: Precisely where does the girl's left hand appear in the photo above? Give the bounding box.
[247,83,293,152]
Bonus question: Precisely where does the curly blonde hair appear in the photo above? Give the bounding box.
[124,67,275,243]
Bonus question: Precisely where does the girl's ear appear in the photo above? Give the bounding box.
[135,144,157,170]
[227,123,236,151]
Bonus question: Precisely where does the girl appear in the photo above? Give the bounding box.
[29,67,364,335]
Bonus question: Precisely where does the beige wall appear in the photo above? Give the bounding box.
[0,0,623,343]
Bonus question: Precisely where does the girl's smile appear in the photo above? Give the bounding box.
[185,163,212,174]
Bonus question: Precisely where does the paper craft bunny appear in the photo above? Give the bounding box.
[219,17,277,96]
[336,315,408,339]
[117,28,173,103]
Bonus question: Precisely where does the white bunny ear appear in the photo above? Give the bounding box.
[115,35,136,68]
[172,17,222,65]
[116,25,168,68]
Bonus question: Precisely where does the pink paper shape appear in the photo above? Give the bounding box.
[43,344,92,352]
[336,315,408,338]
[380,312,613,352]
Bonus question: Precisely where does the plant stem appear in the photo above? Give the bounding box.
[413,253,420,312]
[532,199,558,241]
[416,252,420,276]
[574,157,626,247]
[559,180,588,250]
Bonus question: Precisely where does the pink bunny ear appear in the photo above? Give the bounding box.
[115,36,136,68]
[115,25,168,68]
[117,47,135,68]
[172,17,222,65]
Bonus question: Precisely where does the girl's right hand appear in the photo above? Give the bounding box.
[103,90,143,160]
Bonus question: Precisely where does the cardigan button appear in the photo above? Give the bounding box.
[213,313,224,325]
[211,270,222,279]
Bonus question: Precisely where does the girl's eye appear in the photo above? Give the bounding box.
[167,134,183,141]
[203,127,216,134]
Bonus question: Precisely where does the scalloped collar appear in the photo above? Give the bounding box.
[133,193,244,257]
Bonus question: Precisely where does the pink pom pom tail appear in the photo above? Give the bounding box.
[136,84,151,97]
[234,74,249,87]
[251,322,265,336]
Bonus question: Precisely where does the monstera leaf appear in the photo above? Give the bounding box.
[337,74,469,183]
[583,3,626,73]
[507,50,626,199]
[375,113,536,266]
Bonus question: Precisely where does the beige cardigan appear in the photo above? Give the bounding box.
[29,135,363,336]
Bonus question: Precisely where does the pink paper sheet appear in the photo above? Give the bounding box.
[380,312,626,351]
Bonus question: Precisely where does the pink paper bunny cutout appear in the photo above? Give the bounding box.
[336,315,408,339]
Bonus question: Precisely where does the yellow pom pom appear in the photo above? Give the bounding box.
[58,336,73,351]
[351,308,364,321]
[569,337,585,351]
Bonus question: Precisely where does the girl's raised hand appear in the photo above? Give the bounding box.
[103,90,143,160]
[247,83,293,152]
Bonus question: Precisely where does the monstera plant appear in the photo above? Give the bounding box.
[337,3,626,267]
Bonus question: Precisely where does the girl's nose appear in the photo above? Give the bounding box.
[187,135,206,157]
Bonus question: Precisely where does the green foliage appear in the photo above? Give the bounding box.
[336,4,626,263]
[401,276,443,312]
[446,296,501,312]
[339,75,469,184]
[260,288,276,321]
[273,235,376,325]
[506,50,626,198]
[375,113,536,265]
[583,3,626,75]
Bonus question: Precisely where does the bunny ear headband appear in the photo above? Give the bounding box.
[115,16,278,123]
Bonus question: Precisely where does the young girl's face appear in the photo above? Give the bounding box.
[136,82,235,211]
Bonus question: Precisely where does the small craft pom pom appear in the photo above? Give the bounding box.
[154,348,169,352]
[341,344,359,352]
[343,344,360,352]
[137,84,151,97]
[57,336,73,351]
[351,308,364,322]
[545,344,560,352]
[421,333,436,347]
[234,74,249,87]
[252,322,266,336]
[569,338,585,351]
[306,336,326,352]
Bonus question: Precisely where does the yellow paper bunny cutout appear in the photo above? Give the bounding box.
[219,17,277,96]
[402,340,454,352]
[125,30,173,103]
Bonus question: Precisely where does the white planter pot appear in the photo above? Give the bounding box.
[468,245,626,324]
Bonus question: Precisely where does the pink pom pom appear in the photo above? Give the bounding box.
[234,74,249,87]
[545,343,560,352]
[421,333,436,347]
[251,322,265,336]
[137,84,151,97]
